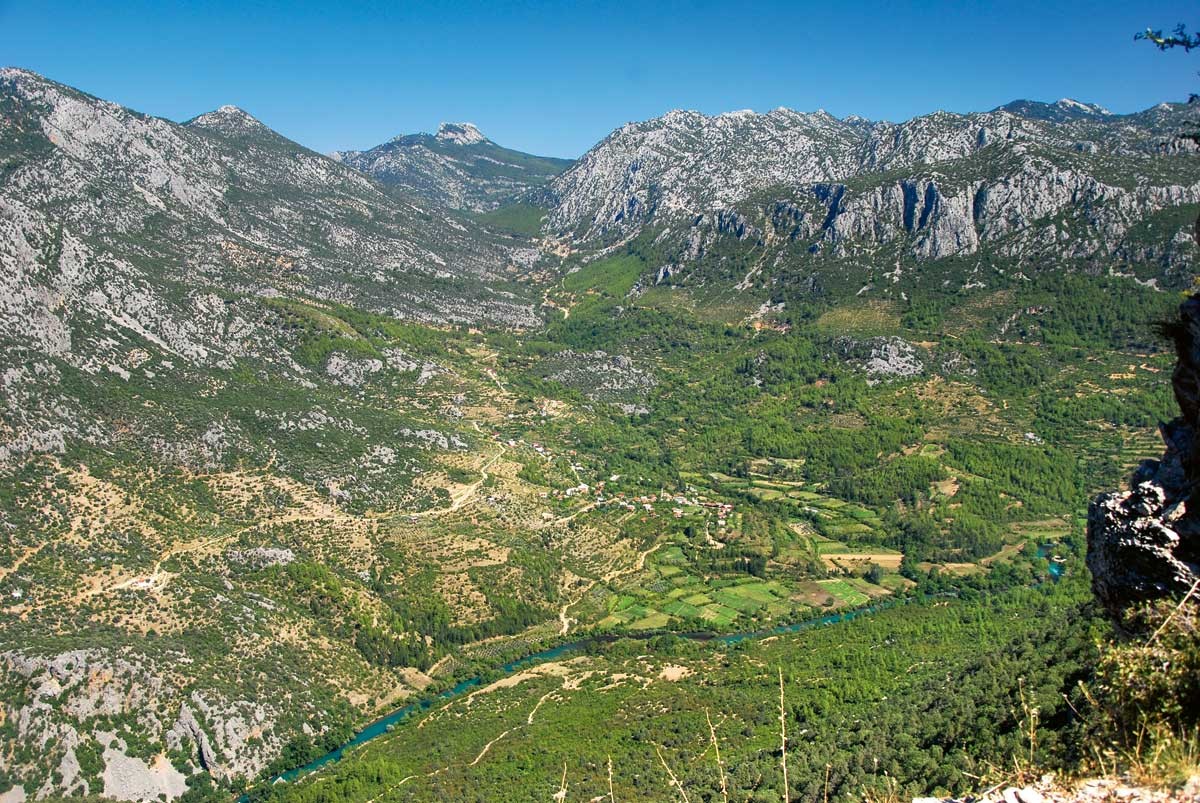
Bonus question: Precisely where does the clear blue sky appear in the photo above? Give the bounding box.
[1,0,1197,158]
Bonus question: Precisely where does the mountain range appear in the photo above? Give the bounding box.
[546,99,1198,295]
[0,66,1197,802]
[325,92,1199,300]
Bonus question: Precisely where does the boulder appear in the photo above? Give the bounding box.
[1087,295,1200,618]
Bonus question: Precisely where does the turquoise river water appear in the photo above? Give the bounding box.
[262,549,1065,790]
[265,598,908,788]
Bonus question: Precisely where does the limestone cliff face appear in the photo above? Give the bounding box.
[1087,295,1200,617]
[547,101,1200,290]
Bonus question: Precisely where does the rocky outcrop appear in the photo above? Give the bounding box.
[100,733,188,803]
[0,649,287,798]
[545,349,656,406]
[546,100,1200,289]
[915,774,1200,803]
[836,336,925,383]
[1087,295,1200,617]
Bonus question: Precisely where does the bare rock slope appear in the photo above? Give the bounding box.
[546,100,1200,292]
[331,122,572,211]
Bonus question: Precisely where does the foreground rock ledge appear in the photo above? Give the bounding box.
[915,775,1200,803]
[1087,294,1200,619]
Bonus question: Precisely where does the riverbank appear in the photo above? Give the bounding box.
[255,591,928,791]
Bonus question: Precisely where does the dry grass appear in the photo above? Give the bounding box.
[814,301,902,335]
[1081,590,1200,790]
[821,552,904,571]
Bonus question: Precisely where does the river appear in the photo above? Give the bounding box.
[257,542,1067,792]
[262,595,916,789]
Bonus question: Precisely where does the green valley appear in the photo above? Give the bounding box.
[2,29,1199,802]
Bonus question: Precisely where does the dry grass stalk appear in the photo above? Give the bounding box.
[706,708,729,803]
[779,667,791,803]
[1148,578,1200,645]
[552,761,568,802]
[655,743,692,803]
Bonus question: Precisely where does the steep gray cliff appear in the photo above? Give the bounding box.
[546,101,1200,291]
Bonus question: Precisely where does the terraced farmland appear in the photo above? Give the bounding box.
[598,551,806,631]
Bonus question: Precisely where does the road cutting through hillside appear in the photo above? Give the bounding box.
[555,541,664,635]
[406,441,508,520]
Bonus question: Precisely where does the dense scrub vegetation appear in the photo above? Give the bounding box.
[259,576,1099,803]
[3,235,1183,800]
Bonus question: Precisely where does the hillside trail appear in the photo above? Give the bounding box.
[555,540,663,635]
[406,440,507,520]
[0,544,43,584]
[484,368,509,395]
[541,500,596,530]
[93,421,506,596]
[540,284,571,320]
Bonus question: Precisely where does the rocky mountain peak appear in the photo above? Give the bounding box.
[994,97,1114,122]
[184,104,270,134]
[435,121,488,145]
[0,67,71,103]
[331,120,568,211]
[0,66,43,86]
[1056,97,1111,115]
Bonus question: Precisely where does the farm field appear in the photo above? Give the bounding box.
[598,571,801,630]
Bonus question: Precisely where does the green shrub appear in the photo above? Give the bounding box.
[1089,596,1200,784]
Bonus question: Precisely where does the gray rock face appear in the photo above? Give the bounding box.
[100,733,188,803]
[0,69,540,359]
[1,650,282,796]
[548,108,864,240]
[0,68,543,468]
[225,546,296,569]
[325,353,384,386]
[837,337,925,383]
[545,349,656,405]
[545,101,1200,289]
[1087,295,1200,617]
